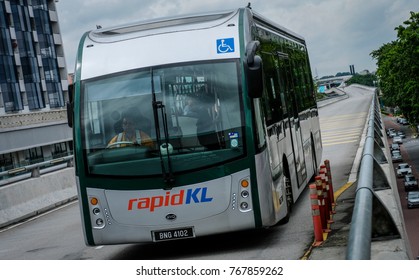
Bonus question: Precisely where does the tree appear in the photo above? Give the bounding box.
[346,73,377,87]
[371,11,419,123]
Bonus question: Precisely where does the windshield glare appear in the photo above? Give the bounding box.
[81,60,245,176]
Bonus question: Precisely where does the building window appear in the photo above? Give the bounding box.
[0,153,13,171]
[25,147,44,164]
[0,25,23,111]
[52,142,68,158]
[33,6,65,108]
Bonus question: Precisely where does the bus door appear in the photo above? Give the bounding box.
[277,52,307,188]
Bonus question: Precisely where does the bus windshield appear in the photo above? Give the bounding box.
[81,60,245,177]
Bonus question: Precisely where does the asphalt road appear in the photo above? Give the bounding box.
[383,115,419,259]
[318,86,373,188]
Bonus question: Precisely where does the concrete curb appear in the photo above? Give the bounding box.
[0,168,77,228]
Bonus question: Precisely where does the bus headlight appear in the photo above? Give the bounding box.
[241,190,249,198]
[238,177,252,212]
[240,202,249,210]
[96,218,104,226]
[89,196,106,229]
[92,207,101,215]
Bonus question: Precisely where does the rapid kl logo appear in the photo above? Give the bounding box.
[128,187,213,212]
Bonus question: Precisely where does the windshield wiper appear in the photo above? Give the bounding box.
[151,71,175,188]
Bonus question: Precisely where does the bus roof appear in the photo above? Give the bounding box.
[87,7,305,44]
[77,7,307,79]
[89,9,238,43]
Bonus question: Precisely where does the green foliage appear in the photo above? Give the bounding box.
[346,73,377,87]
[371,11,419,123]
[335,72,351,77]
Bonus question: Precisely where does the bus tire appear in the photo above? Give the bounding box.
[278,176,293,225]
[310,134,318,181]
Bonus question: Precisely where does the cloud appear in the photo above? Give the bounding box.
[56,0,417,77]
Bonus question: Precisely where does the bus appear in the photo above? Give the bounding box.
[68,6,322,245]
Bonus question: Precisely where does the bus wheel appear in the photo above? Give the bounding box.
[310,135,318,181]
[280,177,293,224]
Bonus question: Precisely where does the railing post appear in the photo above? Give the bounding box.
[31,167,41,178]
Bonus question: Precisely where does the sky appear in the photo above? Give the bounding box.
[55,0,418,78]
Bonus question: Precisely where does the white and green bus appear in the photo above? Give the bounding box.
[68,6,322,245]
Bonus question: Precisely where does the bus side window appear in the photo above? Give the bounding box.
[260,52,283,126]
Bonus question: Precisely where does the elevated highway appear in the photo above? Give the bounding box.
[316,75,352,93]
[0,85,414,260]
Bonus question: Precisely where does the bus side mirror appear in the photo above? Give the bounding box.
[67,84,74,128]
[66,101,73,128]
[245,41,263,99]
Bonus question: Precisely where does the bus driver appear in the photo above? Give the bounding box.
[107,111,154,148]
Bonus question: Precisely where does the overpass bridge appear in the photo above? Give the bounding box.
[316,75,353,93]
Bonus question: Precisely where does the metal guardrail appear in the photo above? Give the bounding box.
[346,96,378,259]
[346,93,399,259]
[0,155,73,185]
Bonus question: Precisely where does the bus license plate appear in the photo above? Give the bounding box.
[152,227,195,242]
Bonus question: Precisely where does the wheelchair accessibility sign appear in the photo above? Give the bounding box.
[217,38,235,54]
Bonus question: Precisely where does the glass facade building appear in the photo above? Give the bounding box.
[0,0,67,112]
[0,0,71,175]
